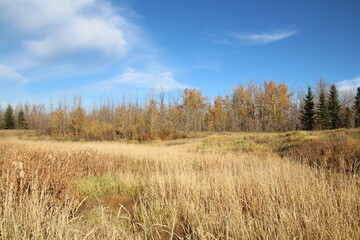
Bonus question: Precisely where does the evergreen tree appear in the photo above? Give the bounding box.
[354,87,360,128]
[316,87,329,130]
[17,109,28,129]
[3,104,15,129]
[328,84,342,129]
[300,87,316,130]
[342,107,353,128]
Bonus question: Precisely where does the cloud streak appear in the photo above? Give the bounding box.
[0,64,27,83]
[93,68,187,91]
[232,30,297,45]
[337,76,360,92]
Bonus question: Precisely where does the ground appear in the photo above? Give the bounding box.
[0,129,359,239]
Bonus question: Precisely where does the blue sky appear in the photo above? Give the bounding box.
[0,0,359,105]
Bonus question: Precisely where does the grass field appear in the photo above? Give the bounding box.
[0,129,359,239]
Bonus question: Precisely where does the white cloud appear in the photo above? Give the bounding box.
[0,0,185,92]
[337,76,360,92]
[233,30,297,45]
[95,68,187,91]
[0,0,136,60]
[24,17,127,59]
[0,0,89,31]
[0,64,27,83]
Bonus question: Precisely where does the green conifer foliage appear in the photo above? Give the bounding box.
[328,84,341,129]
[342,107,353,128]
[300,87,316,130]
[17,109,28,129]
[3,104,15,129]
[316,88,329,130]
[354,87,360,128]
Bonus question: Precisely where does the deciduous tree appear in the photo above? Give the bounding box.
[210,96,227,131]
[70,98,85,139]
[182,89,208,131]
[232,85,247,131]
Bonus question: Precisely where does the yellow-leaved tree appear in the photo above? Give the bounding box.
[182,88,209,131]
[70,97,85,140]
[53,101,68,136]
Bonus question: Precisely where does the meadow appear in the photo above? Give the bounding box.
[0,129,359,239]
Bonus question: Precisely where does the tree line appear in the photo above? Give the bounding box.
[300,82,360,130]
[1,79,360,140]
[1,106,28,130]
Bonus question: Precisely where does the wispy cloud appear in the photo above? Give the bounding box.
[337,76,360,92]
[92,68,188,91]
[232,30,297,45]
[0,64,27,83]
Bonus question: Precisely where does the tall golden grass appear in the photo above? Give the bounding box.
[0,130,359,239]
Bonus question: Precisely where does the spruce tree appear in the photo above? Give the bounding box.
[354,87,360,128]
[316,87,329,130]
[300,87,316,130]
[342,107,353,128]
[3,104,15,129]
[328,84,341,129]
[17,109,28,129]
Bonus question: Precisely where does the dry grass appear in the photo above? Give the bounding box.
[0,130,359,239]
[197,129,360,172]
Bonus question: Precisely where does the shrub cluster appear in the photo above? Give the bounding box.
[284,135,360,173]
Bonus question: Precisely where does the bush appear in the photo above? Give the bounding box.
[285,136,359,173]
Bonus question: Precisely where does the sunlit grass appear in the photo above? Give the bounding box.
[0,129,359,239]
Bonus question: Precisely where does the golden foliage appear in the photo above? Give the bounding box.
[53,106,67,135]
[70,105,85,139]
